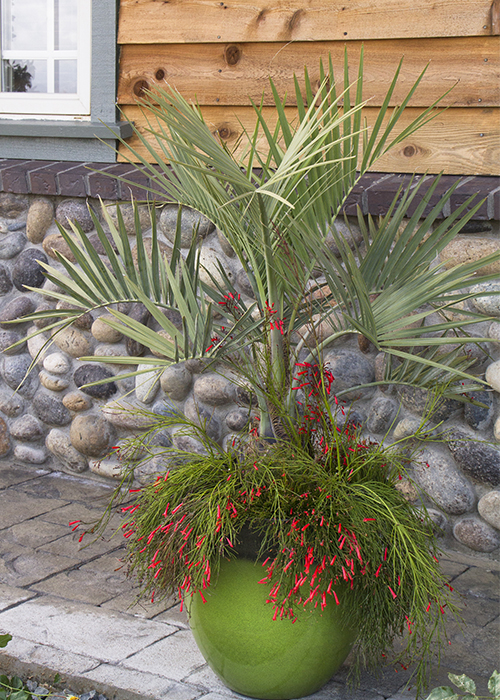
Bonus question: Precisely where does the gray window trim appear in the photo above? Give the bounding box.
[0,0,127,163]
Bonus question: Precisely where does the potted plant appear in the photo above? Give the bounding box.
[17,52,500,698]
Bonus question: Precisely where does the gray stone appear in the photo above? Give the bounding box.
[13,444,48,464]
[151,398,180,418]
[236,269,254,297]
[148,429,173,449]
[0,296,36,328]
[86,230,119,255]
[0,390,24,417]
[488,320,500,343]
[1,354,39,397]
[10,414,45,442]
[62,391,93,412]
[32,392,72,426]
[393,417,425,440]
[172,431,208,455]
[39,370,70,392]
[56,199,94,233]
[32,302,57,329]
[102,201,151,236]
[446,428,500,486]
[470,282,500,316]
[324,218,363,257]
[159,204,214,247]
[412,448,475,515]
[440,235,500,276]
[184,396,221,441]
[463,390,494,430]
[486,360,500,393]
[94,343,130,366]
[45,428,88,473]
[115,373,136,393]
[0,193,29,218]
[12,248,48,291]
[160,363,192,400]
[73,364,117,399]
[453,517,500,552]
[0,416,10,456]
[0,264,12,295]
[7,221,26,232]
[135,365,161,404]
[91,315,124,343]
[216,228,235,257]
[184,357,211,374]
[398,386,462,422]
[89,455,125,479]
[55,300,94,331]
[0,330,25,355]
[26,198,54,243]
[43,352,71,375]
[102,399,156,430]
[477,491,500,530]
[199,245,234,289]
[52,325,93,359]
[225,409,250,432]
[323,350,375,400]
[193,372,236,406]
[27,332,51,365]
[366,397,397,434]
[42,232,77,263]
[0,231,27,259]
[70,414,116,457]
[126,303,151,357]
[426,508,450,536]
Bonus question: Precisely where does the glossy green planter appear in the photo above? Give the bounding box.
[187,558,356,699]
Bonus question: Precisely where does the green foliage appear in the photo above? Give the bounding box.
[425,671,500,700]
[0,675,31,700]
[0,634,12,648]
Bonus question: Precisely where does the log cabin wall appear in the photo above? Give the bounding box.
[117,0,500,176]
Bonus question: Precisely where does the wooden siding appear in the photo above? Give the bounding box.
[117,0,500,175]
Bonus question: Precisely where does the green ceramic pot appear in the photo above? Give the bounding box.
[187,557,357,700]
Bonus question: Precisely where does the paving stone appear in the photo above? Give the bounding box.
[0,544,80,587]
[82,664,199,700]
[0,463,50,490]
[1,519,69,548]
[101,590,179,620]
[0,636,100,676]
[0,597,176,662]
[182,666,235,695]
[0,583,36,611]
[452,567,500,601]
[152,601,190,629]
[0,488,68,529]
[122,629,206,681]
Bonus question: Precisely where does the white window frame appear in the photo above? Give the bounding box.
[0,0,91,116]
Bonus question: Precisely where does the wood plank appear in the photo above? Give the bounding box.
[118,0,496,44]
[118,37,500,108]
[118,105,500,176]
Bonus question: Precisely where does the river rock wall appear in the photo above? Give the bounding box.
[0,192,499,559]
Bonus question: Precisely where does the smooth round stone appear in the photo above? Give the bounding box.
[45,428,88,473]
[478,491,500,530]
[0,390,24,417]
[0,231,27,259]
[56,199,94,233]
[42,232,77,263]
[488,321,500,343]
[393,417,425,440]
[102,399,154,429]
[73,364,117,399]
[453,517,499,552]
[151,398,180,418]
[323,350,375,401]
[27,332,51,365]
[198,245,234,289]
[14,444,48,464]
[55,301,94,331]
[149,330,175,358]
[1,354,39,398]
[324,218,363,257]
[446,428,500,486]
[43,352,71,375]
[112,438,148,462]
[33,302,56,329]
[470,282,500,317]
[366,397,397,434]
[52,327,92,358]
[91,315,123,343]
[463,390,494,431]
[194,373,236,406]
[135,365,161,404]
[172,431,208,455]
[86,229,119,256]
[39,370,70,392]
[225,409,250,432]
[0,296,36,328]
[10,414,45,442]
[62,391,93,412]
[131,238,172,269]
[486,360,500,393]
[70,414,116,457]
[116,373,136,393]
[0,264,13,295]
[102,201,151,236]
[160,363,192,400]
[0,330,26,355]
[184,396,221,442]
[412,448,475,515]
[440,236,500,276]
[0,416,11,456]
[159,205,214,247]
[217,229,235,257]
[0,193,29,218]
[398,386,461,422]
[94,343,129,367]
[236,269,254,297]
[89,455,125,479]
[32,393,72,426]
[125,303,151,357]
[494,416,500,442]
[26,198,54,243]
[12,248,48,291]
[426,509,450,536]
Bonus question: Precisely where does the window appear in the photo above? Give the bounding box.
[1,0,91,116]
[0,0,132,163]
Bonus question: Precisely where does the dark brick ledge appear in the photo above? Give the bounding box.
[0,159,499,220]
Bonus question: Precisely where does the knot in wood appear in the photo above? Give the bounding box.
[133,79,149,97]
[224,44,241,66]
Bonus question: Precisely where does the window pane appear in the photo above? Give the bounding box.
[54,58,76,92]
[2,0,47,51]
[2,58,46,91]
[55,0,77,50]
